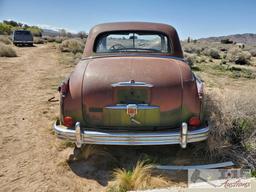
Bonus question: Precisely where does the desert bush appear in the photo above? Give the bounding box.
[184,53,196,66]
[194,89,256,169]
[107,161,168,192]
[220,48,228,52]
[228,48,251,65]
[59,38,84,54]
[203,48,221,59]
[183,44,204,55]
[0,35,12,44]
[221,38,233,44]
[249,48,256,57]
[44,36,55,42]
[33,37,44,44]
[220,59,227,65]
[54,37,63,43]
[0,42,17,57]
[0,23,12,35]
[25,26,42,37]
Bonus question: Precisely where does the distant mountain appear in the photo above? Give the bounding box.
[199,33,256,44]
[42,29,59,37]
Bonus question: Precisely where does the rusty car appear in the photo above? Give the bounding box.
[53,22,209,149]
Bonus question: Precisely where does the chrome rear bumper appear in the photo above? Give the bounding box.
[53,121,209,148]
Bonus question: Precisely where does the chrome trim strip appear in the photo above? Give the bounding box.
[105,104,159,110]
[155,161,234,170]
[53,121,209,146]
[111,81,153,87]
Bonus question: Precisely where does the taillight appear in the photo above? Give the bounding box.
[63,116,73,127]
[58,80,69,97]
[188,117,201,127]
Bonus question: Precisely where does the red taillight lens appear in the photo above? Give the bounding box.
[63,116,73,127]
[188,117,201,127]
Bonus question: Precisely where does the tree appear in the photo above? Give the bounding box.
[78,31,87,39]
[187,37,191,43]
[59,29,67,37]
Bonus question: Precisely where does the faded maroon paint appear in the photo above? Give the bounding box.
[82,57,183,126]
[83,22,183,58]
[61,22,202,128]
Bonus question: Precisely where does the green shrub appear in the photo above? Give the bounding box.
[59,39,84,54]
[25,26,42,37]
[0,23,12,35]
[0,42,17,57]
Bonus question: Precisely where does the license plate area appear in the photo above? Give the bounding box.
[114,87,151,104]
[103,105,160,127]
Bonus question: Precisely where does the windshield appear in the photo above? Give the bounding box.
[95,31,170,53]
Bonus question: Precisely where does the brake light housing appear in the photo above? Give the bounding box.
[63,116,74,127]
[188,116,201,127]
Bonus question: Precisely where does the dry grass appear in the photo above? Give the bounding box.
[33,37,45,44]
[0,35,12,44]
[0,42,17,57]
[107,161,168,192]
[194,88,256,169]
[59,38,84,54]
[227,47,252,65]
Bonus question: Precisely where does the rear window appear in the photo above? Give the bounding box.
[94,31,171,54]
[15,31,31,35]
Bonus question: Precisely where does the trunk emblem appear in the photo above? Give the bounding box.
[127,104,137,118]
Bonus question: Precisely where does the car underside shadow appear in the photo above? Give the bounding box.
[66,143,209,186]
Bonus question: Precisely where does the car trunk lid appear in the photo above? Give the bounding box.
[82,56,183,129]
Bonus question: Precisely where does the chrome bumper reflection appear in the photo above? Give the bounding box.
[53,121,209,148]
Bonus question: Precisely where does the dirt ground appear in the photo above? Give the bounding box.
[0,44,103,192]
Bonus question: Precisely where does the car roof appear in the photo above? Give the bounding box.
[84,22,183,58]
[14,30,31,32]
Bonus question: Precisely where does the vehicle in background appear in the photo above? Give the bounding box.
[12,30,33,46]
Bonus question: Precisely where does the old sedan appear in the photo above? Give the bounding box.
[53,22,209,149]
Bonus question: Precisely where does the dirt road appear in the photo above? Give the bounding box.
[0,44,105,192]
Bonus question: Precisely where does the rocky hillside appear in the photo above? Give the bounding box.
[199,33,256,44]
